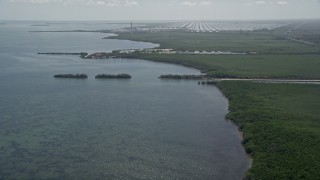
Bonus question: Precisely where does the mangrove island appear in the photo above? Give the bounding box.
[53,74,88,79]
[95,74,132,79]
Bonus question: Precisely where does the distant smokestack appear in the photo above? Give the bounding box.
[131,22,133,31]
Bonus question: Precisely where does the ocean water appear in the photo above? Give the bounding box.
[0,22,250,179]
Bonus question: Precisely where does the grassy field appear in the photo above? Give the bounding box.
[216,81,320,179]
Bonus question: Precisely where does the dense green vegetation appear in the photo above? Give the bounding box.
[108,22,320,179]
[216,81,320,179]
[108,25,320,79]
[95,73,131,79]
[109,31,320,54]
[125,53,320,79]
[53,74,88,79]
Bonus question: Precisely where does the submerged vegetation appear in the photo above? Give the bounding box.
[216,81,320,179]
[35,20,320,179]
[3,20,320,179]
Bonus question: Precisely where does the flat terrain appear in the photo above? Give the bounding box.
[152,21,287,32]
[217,82,320,179]
[108,20,320,179]
[109,21,320,79]
[109,30,320,54]
[127,54,320,79]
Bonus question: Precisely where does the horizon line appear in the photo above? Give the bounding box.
[1,18,320,22]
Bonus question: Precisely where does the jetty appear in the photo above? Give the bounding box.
[38,52,88,58]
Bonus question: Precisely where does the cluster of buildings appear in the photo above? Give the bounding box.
[83,48,253,59]
[140,48,248,55]
[116,48,249,55]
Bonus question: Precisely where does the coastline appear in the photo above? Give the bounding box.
[103,33,320,179]
[216,80,253,179]
[3,20,320,179]
[115,54,254,177]
[35,29,320,178]
[40,50,253,177]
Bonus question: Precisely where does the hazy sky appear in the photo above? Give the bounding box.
[0,0,319,21]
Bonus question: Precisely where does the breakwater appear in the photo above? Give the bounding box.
[38,52,88,58]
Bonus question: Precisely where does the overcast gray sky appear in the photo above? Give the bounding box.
[0,0,319,21]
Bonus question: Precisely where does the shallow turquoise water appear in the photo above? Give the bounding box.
[0,22,250,179]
